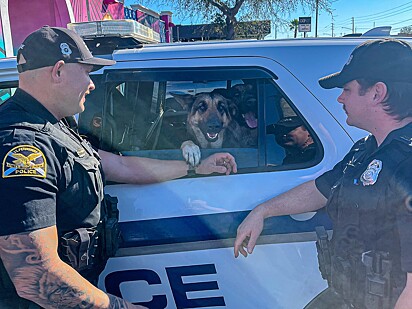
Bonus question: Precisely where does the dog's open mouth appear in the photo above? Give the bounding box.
[206,132,219,142]
[243,112,258,129]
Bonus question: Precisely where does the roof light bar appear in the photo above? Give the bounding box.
[68,19,160,44]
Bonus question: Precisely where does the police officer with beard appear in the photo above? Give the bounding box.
[234,38,412,308]
[0,26,237,309]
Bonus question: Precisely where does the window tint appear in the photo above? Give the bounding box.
[79,68,322,175]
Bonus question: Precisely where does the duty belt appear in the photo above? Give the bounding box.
[315,226,401,309]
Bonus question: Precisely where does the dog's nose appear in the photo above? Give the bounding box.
[207,118,222,131]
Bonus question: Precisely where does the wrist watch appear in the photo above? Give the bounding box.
[187,164,197,176]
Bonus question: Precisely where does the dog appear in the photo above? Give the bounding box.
[230,83,258,129]
[171,91,248,166]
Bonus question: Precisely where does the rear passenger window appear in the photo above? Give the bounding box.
[79,68,322,175]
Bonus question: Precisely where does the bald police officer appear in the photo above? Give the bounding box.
[0,26,237,308]
[234,38,412,309]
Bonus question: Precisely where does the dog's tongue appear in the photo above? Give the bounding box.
[244,112,258,128]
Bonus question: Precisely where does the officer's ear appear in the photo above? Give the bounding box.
[372,82,388,105]
[51,60,65,82]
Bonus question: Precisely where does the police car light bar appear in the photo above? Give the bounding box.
[67,19,160,44]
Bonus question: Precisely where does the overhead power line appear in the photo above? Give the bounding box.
[351,1,412,20]
[355,5,412,23]
[332,1,412,26]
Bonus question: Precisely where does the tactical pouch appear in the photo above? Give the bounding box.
[60,227,99,272]
[315,226,332,283]
[101,194,121,259]
[361,251,392,309]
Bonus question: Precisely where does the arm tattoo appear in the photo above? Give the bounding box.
[0,227,126,308]
[108,294,138,308]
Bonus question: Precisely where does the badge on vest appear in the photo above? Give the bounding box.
[2,145,47,178]
[360,159,382,186]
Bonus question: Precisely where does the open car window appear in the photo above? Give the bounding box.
[78,68,323,175]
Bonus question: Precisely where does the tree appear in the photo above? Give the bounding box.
[289,18,299,38]
[399,25,412,35]
[138,0,332,40]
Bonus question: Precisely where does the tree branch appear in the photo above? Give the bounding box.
[204,0,229,15]
[232,0,246,16]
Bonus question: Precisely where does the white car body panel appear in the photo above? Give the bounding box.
[0,37,408,308]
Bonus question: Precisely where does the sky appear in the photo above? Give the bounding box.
[124,0,412,39]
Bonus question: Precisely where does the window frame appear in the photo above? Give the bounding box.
[81,66,323,175]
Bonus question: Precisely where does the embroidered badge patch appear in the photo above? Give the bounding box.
[60,43,72,56]
[360,159,382,186]
[2,145,47,178]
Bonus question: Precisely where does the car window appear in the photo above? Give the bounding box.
[0,87,16,105]
[79,68,322,175]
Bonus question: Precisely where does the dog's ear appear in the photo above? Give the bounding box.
[169,93,194,111]
[228,99,238,118]
[212,88,230,99]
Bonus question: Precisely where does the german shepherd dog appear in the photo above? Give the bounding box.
[230,84,258,129]
[171,91,247,166]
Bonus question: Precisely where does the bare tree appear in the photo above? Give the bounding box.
[137,0,332,40]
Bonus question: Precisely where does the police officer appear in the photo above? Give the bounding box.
[234,38,412,309]
[273,116,316,164]
[0,26,237,308]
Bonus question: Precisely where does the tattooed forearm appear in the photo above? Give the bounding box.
[0,226,140,308]
[107,294,146,309]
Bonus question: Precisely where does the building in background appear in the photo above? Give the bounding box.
[0,0,173,58]
[173,20,271,42]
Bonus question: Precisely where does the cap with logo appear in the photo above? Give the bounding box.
[17,26,115,73]
[275,116,303,129]
[319,38,412,89]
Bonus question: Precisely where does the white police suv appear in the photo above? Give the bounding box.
[0,26,400,308]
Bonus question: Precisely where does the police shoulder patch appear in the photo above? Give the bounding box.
[2,145,47,178]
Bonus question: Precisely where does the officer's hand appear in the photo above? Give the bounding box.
[234,210,264,258]
[196,153,237,175]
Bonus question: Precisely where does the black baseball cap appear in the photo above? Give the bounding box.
[319,38,412,89]
[275,116,303,129]
[17,26,115,73]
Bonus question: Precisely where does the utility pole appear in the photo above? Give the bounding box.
[85,0,91,21]
[315,0,319,37]
[0,0,13,57]
[352,17,355,33]
[331,23,334,37]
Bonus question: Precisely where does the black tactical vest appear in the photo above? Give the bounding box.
[0,110,105,306]
[317,137,411,309]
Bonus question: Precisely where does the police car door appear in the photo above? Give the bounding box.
[78,55,353,309]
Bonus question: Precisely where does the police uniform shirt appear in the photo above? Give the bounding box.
[315,123,412,274]
[282,142,317,165]
[0,89,104,237]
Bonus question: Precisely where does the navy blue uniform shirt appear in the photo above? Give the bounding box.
[316,123,412,273]
[0,89,104,236]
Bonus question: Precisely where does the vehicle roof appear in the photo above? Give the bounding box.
[109,37,412,141]
[2,37,411,141]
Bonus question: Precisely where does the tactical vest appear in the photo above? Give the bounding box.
[316,141,410,309]
[0,111,119,305]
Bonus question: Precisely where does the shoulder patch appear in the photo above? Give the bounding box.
[2,145,47,178]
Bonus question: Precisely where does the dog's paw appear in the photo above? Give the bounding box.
[181,140,201,166]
